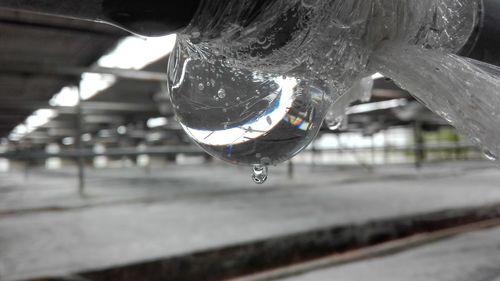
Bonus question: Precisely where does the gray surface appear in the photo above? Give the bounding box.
[1,161,500,281]
[283,226,500,281]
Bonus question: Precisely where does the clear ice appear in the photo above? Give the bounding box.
[167,0,500,167]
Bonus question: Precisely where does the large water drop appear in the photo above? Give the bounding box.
[168,39,332,166]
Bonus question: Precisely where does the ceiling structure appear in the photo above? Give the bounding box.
[0,8,182,150]
[0,7,450,157]
[0,9,126,137]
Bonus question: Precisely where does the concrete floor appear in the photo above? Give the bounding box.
[282,225,500,281]
[1,161,500,281]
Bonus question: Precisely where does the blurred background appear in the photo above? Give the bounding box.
[1,6,500,281]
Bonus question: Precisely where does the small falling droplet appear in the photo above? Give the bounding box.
[251,164,268,184]
[483,149,498,161]
[198,83,205,91]
[218,88,226,99]
[236,97,241,101]
[266,116,272,125]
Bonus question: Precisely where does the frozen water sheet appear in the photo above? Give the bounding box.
[168,0,500,165]
[372,45,500,161]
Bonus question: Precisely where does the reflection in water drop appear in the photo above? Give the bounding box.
[252,164,268,184]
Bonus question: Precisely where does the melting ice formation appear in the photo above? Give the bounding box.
[167,0,500,175]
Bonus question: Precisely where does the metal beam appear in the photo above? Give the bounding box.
[83,115,125,124]
[0,99,158,112]
[0,62,167,81]
[0,145,204,160]
[75,86,85,195]
[81,101,158,112]
[0,16,125,37]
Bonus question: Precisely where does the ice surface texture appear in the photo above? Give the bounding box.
[168,0,500,165]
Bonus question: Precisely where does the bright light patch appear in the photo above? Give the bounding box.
[147,117,168,128]
[81,133,92,142]
[71,34,177,101]
[9,109,57,141]
[117,125,127,135]
[80,73,116,100]
[347,98,408,114]
[0,158,9,172]
[371,72,384,79]
[62,137,75,146]
[25,109,57,133]
[49,86,79,107]
[98,34,177,70]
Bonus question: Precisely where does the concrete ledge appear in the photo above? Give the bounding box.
[29,203,500,281]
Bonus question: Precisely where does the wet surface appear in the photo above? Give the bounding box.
[282,225,500,281]
[0,161,499,281]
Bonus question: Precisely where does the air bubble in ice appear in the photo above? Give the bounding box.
[217,89,226,99]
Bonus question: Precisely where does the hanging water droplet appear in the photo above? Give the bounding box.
[252,164,268,184]
[218,88,226,99]
[482,149,498,161]
[198,83,205,91]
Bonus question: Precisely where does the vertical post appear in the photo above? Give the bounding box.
[371,134,376,166]
[453,131,461,161]
[75,85,85,196]
[413,120,425,169]
[310,140,318,169]
[24,160,30,180]
[287,160,294,180]
[145,160,152,176]
[383,129,389,165]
